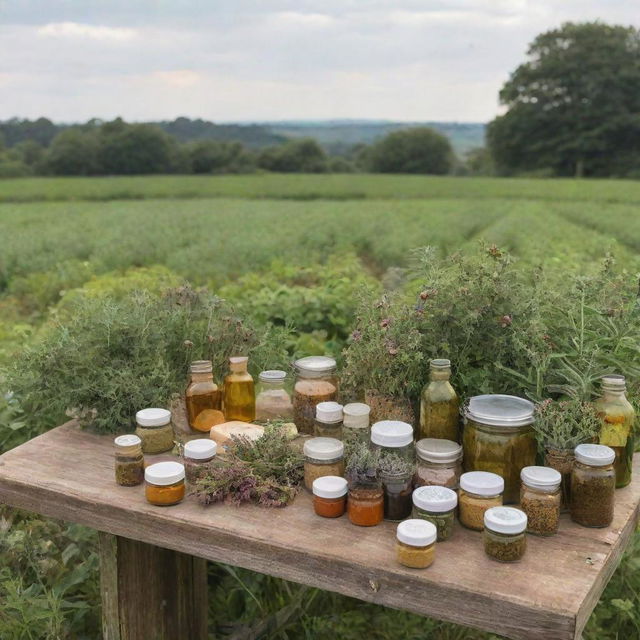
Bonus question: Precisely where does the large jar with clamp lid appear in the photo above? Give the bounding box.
[463,394,536,503]
[414,438,462,489]
[292,356,338,435]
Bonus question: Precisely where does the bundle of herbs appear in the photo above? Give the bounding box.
[533,398,601,452]
[194,424,304,508]
[345,441,381,486]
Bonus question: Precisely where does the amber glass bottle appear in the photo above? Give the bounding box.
[596,375,635,488]
[224,357,256,422]
[419,359,460,441]
[186,360,223,433]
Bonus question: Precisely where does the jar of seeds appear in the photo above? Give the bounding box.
[483,507,527,563]
[292,356,338,435]
[520,466,561,536]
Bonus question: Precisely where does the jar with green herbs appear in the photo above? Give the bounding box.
[458,471,504,531]
[303,437,345,491]
[343,402,371,447]
[292,356,338,435]
[412,485,458,541]
[396,519,437,569]
[183,439,217,488]
[520,466,561,536]
[135,408,174,454]
[596,375,635,488]
[419,359,460,441]
[414,438,462,489]
[114,435,144,486]
[570,444,616,528]
[315,401,343,440]
[463,394,536,503]
[483,507,527,563]
[370,420,415,462]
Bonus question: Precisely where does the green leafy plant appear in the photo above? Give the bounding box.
[533,398,601,450]
[345,441,381,485]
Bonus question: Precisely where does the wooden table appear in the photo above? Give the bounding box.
[0,423,638,640]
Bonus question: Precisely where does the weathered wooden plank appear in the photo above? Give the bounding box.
[0,422,638,640]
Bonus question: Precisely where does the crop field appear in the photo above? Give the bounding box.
[1,173,639,639]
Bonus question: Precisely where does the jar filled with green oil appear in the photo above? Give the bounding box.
[419,359,460,441]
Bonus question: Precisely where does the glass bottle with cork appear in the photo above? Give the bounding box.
[223,356,255,422]
[596,374,635,488]
[186,360,223,433]
[419,358,460,441]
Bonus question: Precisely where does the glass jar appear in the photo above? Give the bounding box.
[370,420,415,462]
[520,466,561,536]
[347,477,384,526]
[396,519,437,569]
[114,435,144,487]
[545,448,574,513]
[458,471,504,530]
[414,438,463,489]
[292,356,338,435]
[224,356,255,422]
[185,360,223,433]
[570,444,616,528]
[135,408,174,454]
[183,439,217,487]
[315,401,343,439]
[483,507,527,562]
[303,437,345,491]
[412,485,458,541]
[145,461,186,506]
[380,471,413,521]
[255,370,293,421]
[419,359,460,441]
[463,394,536,503]
[596,375,635,488]
[312,475,347,518]
[343,402,371,447]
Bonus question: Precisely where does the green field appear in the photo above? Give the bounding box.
[1,174,639,639]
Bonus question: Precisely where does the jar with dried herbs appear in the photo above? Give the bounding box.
[396,519,437,569]
[419,359,460,441]
[596,375,635,488]
[186,360,223,433]
[483,507,527,563]
[145,461,186,506]
[135,408,174,454]
[463,394,536,503]
[412,485,457,541]
[312,475,348,518]
[370,420,415,462]
[458,471,504,531]
[348,476,384,527]
[114,435,144,486]
[414,438,462,489]
[255,370,293,421]
[183,439,217,488]
[520,466,561,536]
[303,437,345,491]
[292,356,338,435]
[315,401,343,440]
[342,402,370,447]
[224,356,255,422]
[570,444,616,528]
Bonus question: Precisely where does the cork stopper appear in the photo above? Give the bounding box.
[229,356,248,373]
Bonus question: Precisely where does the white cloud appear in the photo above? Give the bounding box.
[37,22,137,41]
[150,70,202,87]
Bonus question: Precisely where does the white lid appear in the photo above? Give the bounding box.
[294,356,337,376]
[575,443,615,466]
[145,461,185,486]
[396,519,437,547]
[184,439,217,460]
[370,420,413,447]
[412,485,458,512]
[416,438,462,463]
[316,401,343,423]
[136,408,171,427]
[460,471,504,496]
[520,466,561,491]
[484,506,527,534]
[114,434,141,448]
[303,437,344,460]
[466,394,534,427]
[259,369,287,382]
[312,475,348,499]
[343,403,370,429]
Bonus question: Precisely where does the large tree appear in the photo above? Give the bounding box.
[487,22,640,177]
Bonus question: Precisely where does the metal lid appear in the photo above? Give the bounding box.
[136,408,171,427]
[466,394,534,428]
[370,420,413,447]
[190,360,212,373]
[312,475,348,499]
[303,437,344,461]
[430,358,451,368]
[484,506,527,535]
[293,356,337,377]
[412,485,458,512]
[316,401,343,423]
[601,374,626,390]
[575,443,615,467]
[416,438,462,463]
[259,370,287,382]
[520,466,561,491]
[396,519,437,547]
[184,439,217,460]
[144,461,185,486]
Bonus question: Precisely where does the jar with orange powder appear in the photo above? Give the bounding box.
[312,476,348,518]
[145,461,186,506]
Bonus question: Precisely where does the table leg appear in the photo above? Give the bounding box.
[99,532,208,640]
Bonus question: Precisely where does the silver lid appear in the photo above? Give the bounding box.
[466,394,534,428]
[259,370,287,382]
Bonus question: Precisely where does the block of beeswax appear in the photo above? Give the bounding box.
[209,421,265,447]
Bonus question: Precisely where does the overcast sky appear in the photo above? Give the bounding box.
[0,1,637,124]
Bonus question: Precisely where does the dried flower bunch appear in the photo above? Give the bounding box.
[533,398,601,450]
[345,441,381,485]
[378,452,415,478]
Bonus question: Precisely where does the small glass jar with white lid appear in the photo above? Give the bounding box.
[458,471,504,530]
[312,475,348,518]
[315,401,343,440]
[292,356,338,435]
[145,461,186,506]
[114,434,144,487]
[183,439,217,487]
[412,485,458,541]
[135,408,174,454]
[303,437,345,491]
[520,466,561,536]
[343,402,371,446]
[255,370,293,421]
[396,519,437,569]
[370,420,415,462]
[483,507,527,562]
[414,438,462,489]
